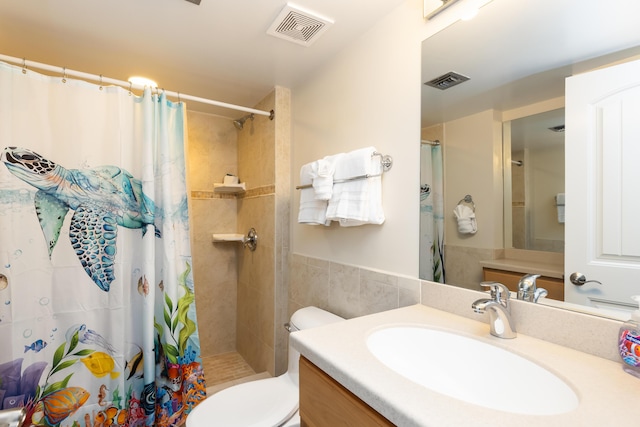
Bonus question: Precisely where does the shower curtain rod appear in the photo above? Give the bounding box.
[0,54,274,119]
[421,139,440,146]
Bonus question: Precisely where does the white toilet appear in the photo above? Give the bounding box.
[187,306,344,427]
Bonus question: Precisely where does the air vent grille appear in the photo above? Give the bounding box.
[424,71,470,90]
[267,4,333,46]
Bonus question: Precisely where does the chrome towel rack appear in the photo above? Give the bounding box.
[296,151,392,190]
[457,194,476,212]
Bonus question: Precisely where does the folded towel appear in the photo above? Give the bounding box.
[298,162,329,226]
[453,204,477,234]
[312,153,344,200]
[326,147,385,226]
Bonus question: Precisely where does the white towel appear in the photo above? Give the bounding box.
[312,153,344,200]
[298,162,329,226]
[556,193,565,223]
[453,204,477,234]
[326,147,385,226]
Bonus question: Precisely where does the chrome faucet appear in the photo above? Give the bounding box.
[517,274,548,303]
[472,282,516,339]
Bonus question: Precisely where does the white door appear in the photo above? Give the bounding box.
[565,58,640,314]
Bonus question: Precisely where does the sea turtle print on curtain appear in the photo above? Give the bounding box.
[2,146,158,292]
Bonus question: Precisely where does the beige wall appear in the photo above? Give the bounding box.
[529,144,564,251]
[443,109,504,250]
[439,109,504,289]
[291,2,424,277]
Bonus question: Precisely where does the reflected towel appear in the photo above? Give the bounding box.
[326,147,385,226]
[453,204,477,234]
[298,162,329,226]
[556,193,565,223]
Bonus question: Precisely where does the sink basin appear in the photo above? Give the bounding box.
[366,326,579,415]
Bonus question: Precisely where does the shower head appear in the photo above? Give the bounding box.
[233,114,254,130]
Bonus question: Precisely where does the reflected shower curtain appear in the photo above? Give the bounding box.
[0,62,206,426]
[419,143,445,282]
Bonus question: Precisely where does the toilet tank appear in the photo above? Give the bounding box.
[289,306,344,332]
[286,306,344,382]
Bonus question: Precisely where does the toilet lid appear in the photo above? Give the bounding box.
[187,375,299,427]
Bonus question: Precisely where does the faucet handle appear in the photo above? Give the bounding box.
[533,287,548,303]
[480,281,511,302]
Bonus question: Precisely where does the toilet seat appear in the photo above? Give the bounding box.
[187,374,299,427]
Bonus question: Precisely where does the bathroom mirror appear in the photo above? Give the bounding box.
[420,0,640,316]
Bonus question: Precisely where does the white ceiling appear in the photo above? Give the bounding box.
[421,0,640,127]
[0,0,404,118]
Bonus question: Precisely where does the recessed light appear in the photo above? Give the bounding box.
[128,76,158,88]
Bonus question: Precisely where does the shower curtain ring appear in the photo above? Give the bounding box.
[62,67,67,83]
[99,74,103,91]
[22,58,27,74]
[177,92,182,104]
[128,81,132,96]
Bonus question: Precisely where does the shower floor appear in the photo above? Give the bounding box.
[201,352,270,395]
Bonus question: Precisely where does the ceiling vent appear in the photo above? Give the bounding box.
[549,124,565,132]
[424,71,470,90]
[267,4,334,46]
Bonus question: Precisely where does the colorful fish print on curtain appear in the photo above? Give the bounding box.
[0,61,206,427]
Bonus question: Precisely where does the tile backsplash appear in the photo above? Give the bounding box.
[289,254,420,319]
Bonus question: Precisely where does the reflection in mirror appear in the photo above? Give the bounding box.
[420,0,640,319]
[504,108,565,254]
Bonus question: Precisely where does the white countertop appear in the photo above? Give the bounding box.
[291,304,639,427]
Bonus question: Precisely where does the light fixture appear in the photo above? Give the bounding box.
[424,0,492,21]
[128,76,158,88]
[425,0,462,20]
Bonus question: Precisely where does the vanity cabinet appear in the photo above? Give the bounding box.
[299,356,394,427]
[482,268,564,301]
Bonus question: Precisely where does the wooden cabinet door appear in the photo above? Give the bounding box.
[299,356,394,427]
[482,268,564,301]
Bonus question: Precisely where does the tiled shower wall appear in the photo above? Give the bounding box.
[187,87,290,377]
[237,87,291,377]
[187,111,239,357]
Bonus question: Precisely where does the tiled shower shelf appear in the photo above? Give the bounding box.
[213,183,246,193]
[212,234,244,242]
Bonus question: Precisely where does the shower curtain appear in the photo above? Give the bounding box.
[419,143,445,282]
[0,62,206,426]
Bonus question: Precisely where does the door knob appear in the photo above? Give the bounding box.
[569,272,602,286]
